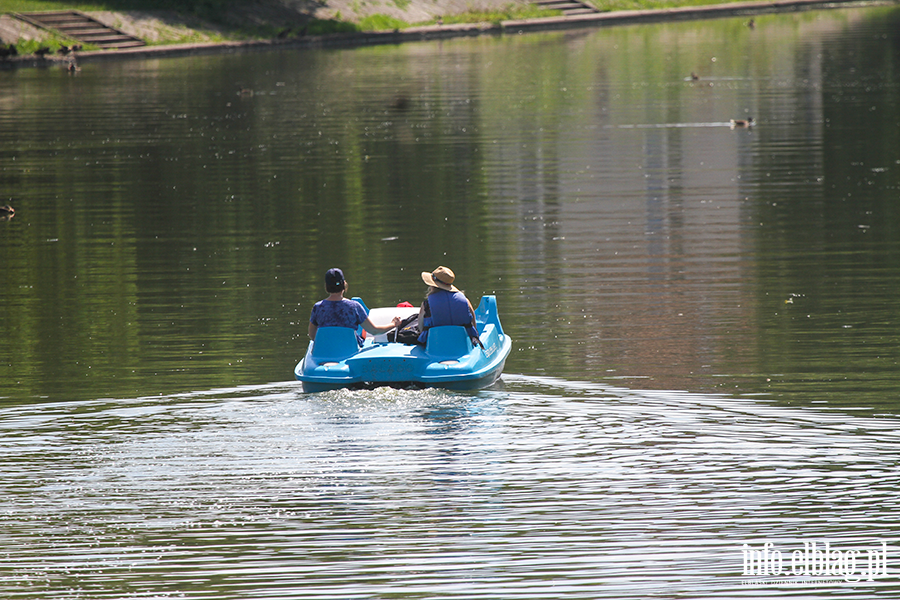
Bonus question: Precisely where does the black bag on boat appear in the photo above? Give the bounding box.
[388,313,421,345]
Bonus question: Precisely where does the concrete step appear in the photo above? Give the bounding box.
[13,11,145,49]
[534,0,599,13]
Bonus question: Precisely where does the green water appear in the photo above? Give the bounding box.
[1,8,900,411]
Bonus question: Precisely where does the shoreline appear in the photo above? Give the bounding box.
[0,0,890,68]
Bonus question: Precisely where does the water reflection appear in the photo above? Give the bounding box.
[1,7,900,414]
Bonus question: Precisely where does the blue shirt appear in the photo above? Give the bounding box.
[310,298,368,345]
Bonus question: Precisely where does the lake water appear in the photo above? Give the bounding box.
[2,5,900,598]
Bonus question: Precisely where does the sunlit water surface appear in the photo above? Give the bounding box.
[2,5,900,598]
[3,377,899,598]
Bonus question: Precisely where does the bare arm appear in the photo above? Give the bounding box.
[309,317,398,339]
[362,315,401,335]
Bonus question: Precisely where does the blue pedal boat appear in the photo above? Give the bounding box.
[295,295,512,393]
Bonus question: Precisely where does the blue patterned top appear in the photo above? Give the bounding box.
[310,298,368,344]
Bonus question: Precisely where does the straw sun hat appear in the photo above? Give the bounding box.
[421,266,459,292]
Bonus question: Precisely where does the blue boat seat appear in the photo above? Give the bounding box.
[425,326,473,359]
[311,327,359,361]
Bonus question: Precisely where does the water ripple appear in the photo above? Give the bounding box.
[0,379,898,598]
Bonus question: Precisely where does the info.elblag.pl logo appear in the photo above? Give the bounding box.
[740,540,889,584]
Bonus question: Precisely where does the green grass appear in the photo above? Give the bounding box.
[351,4,563,29]
[14,36,96,53]
[594,0,767,10]
[432,4,562,25]
[358,13,409,31]
[304,18,360,35]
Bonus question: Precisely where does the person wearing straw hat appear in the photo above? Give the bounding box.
[309,268,401,346]
[417,266,479,345]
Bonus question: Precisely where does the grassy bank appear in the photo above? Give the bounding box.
[0,0,847,56]
[0,0,760,34]
[0,0,564,39]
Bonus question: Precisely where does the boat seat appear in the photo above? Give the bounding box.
[311,327,359,360]
[425,326,473,359]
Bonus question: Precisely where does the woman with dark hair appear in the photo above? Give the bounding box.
[308,268,400,345]
[417,266,478,345]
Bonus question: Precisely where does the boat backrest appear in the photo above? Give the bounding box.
[425,325,472,359]
[474,295,504,336]
[311,327,359,360]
